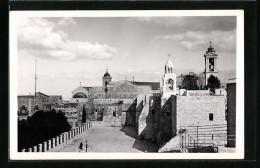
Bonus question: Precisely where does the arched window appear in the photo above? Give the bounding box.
[20,105,27,113]
[166,79,174,91]
[34,105,39,111]
[21,105,26,110]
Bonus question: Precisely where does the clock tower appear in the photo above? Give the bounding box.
[204,41,218,85]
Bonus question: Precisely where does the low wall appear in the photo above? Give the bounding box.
[21,122,93,152]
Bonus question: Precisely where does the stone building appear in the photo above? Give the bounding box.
[70,69,161,127]
[134,54,228,151]
[17,92,62,120]
[204,42,219,85]
[226,78,236,147]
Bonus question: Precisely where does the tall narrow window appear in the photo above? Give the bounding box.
[152,109,155,115]
[209,113,213,121]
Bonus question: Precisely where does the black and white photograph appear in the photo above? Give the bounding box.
[9,10,244,160]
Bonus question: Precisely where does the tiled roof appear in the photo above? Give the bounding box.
[130,81,160,90]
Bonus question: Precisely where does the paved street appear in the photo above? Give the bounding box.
[56,127,159,153]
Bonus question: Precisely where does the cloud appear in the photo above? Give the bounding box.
[17,17,117,61]
[57,17,76,26]
[155,29,236,52]
[135,16,236,32]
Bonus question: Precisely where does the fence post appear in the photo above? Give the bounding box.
[69,131,72,139]
[48,140,52,150]
[185,131,186,149]
[197,126,199,148]
[56,136,59,146]
[43,142,47,152]
[59,134,63,144]
[28,148,32,152]
[193,140,195,152]
[33,146,37,152]
[52,138,56,147]
[181,135,184,149]
[38,144,42,152]
[22,149,26,152]
[66,132,69,144]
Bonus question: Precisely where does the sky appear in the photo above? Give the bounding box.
[17,16,236,100]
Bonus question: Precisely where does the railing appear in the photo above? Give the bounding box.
[179,124,233,153]
[21,121,92,152]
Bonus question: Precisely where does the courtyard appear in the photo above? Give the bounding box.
[56,126,159,153]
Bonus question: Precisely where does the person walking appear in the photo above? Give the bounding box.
[78,142,83,152]
[85,140,92,152]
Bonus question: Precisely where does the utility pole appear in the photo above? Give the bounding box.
[34,59,37,97]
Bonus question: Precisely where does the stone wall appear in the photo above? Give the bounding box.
[137,94,161,142]
[18,97,45,116]
[154,94,226,148]
[226,83,236,147]
[93,99,134,127]
[157,95,174,146]
[176,95,226,129]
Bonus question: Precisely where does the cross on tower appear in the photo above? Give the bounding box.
[168,53,171,58]
[210,41,212,47]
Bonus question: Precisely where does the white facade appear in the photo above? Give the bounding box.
[204,42,218,85]
[162,56,177,95]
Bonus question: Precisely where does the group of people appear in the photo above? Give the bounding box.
[78,140,92,153]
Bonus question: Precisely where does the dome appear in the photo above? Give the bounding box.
[73,92,87,98]
[103,68,111,77]
[104,72,111,77]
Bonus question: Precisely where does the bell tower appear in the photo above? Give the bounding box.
[162,54,176,95]
[204,41,218,85]
[102,68,112,91]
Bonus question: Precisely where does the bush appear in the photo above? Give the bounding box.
[207,75,221,89]
[18,110,71,151]
[182,75,199,90]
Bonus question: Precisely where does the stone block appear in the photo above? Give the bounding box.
[38,144,42,152]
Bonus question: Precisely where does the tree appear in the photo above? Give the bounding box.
[182,75,199,90]
[207,75,221,90]
[18,110,71,151]
[82,104,86,123]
